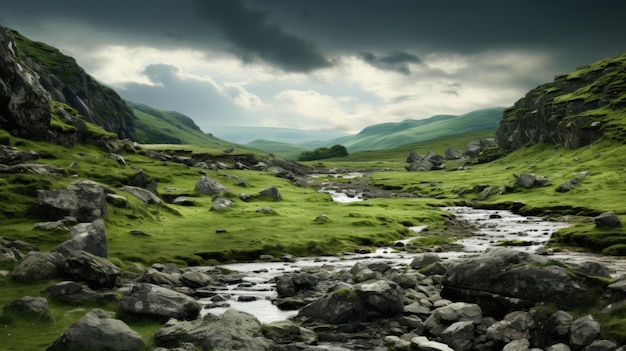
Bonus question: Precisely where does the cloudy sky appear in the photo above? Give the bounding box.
[3,0,626,134]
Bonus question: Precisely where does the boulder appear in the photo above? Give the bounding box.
[47,309,145,351]
[354,279,404,317]
[60,250,122,289]
[298,286,364,324]
[583,339,617,351]
[259,185,282,200]
[502,338,530,351]
[442,248,609,315]
[210,196,235,211]
[12,251,63,282]
[350,261,379,282]
[440,320,474,351]
[119,283,201,321]
[410,253,443,270]
[1,296,52,322]
[46,281,113,302]
[594,212,621,228]
[119,185,161,204]
[425,302,483,336]
[32,180,111,222]
[154,308,275,350]
[486,311,535,343]
[52,219,108,257]
[569,315,600,349]
[445,146,463,160]
[195,175,230,195]
[411,336,454,351]
[0,146,40,165]
[463,139,497,158]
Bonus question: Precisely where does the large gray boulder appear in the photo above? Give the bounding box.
[442,248,609,315]
[52,219,108,257]
[60,250,122,289]
[154,308,275,350]
[12,251,64,282]
[32,180,112,223]
[354,279,404,317]
[569,315,600,349]
[425,302,483,336]
[119,283,201,321]
[47,309,145,351]
[463,139,496,158]
[1,296,51,322]
[195,175,230,195]
[298,286,364,324]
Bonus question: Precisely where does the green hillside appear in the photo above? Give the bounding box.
[340,108,504,152]
[130,101,253,152]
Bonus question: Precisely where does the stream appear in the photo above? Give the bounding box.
[202,198,626,324]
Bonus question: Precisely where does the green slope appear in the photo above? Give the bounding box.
[130,101,239,148]
[340,107,504,152]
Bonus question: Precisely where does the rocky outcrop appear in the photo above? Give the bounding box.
[47,309,145,351]
[496,53,626,149]
[7,28,135,139]
[0,27,51,139]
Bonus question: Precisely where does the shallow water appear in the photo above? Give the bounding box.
[200,205,615,324]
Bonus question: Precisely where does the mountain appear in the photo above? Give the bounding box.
[326,107,504,153]
[497,52,626,149]
[209,126,350,145]
[129,101,230,146]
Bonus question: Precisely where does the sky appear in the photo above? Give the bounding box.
[2,0,626,135]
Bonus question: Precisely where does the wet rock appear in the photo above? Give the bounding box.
[425,302,483,336]
[47,309,145,351]
[502,338,530,351]
[410,253,442,270]
[351,261,379,282]
[442,248,609,315]
[298,286,363,324]
[486,311,535,343]
[180,270,214,288]
[119,283,201,320]
[594,212,621,228]
[355,279,404,317]
[441,320,474,351]
[569,315,600,349]
[154,309,275,350]
[411,336,454,351]
[1,296,52,322]
[263,320,314,344]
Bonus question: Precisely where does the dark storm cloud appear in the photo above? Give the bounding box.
[361,51,422,75]
[193,0,332,72]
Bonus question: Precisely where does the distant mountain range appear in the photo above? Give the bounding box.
[131,103,504,158]
[238,108,504,158]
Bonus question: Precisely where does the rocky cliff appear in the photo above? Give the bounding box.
[0,26,135,140]
[496,53,626,149]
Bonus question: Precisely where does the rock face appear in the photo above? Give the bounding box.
[496,53,626,150]
[47,309,145,351]
[5,28,135,139]
[0,26,51,139]
[442,248,609,316]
